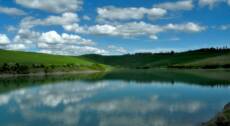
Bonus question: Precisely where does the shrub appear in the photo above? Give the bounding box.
[0,63,10,73]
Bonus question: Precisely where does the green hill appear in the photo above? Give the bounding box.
[0,48,229,75]
[0,49,108,74]
[82,48,230,69]
[0,49,93,65]
[179,54,230,67]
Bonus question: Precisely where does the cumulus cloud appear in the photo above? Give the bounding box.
[41,46,108,55]
[39,31,95,46]
[199,0,223,9]
[154,0,194,11]
[97,6,167,21]
[5,25,17,32]
[17,11,204,42]
[15,0,83,13]
[82,15,91,21]
[20,12,79,30]
[0,34,10,45]
[228,0,230,5]
[87,22,163,38]
[63,23,86,33]
[217,24,230,30]
[10,28,41,52]
[37,31,107,55]
[9,15,106,55]
[107,45,128,54]
[0,6,26,16]
[79,22,205,39]
[150,35,159,40]
[6,43,26,50]
[165,22,206,32]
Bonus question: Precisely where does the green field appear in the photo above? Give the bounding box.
[0,49,92,65]
[0,49,108,74]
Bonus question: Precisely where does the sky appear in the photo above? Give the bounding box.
[0,0,230,55]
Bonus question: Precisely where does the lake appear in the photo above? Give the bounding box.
[0,69,230,126]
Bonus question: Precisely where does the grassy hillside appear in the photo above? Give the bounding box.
[82,48,230,69]
[0,49,92,65]
[179,54,230,67]
[0,48,229,74]
[0,49,108,74]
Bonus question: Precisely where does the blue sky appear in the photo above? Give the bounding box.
[0,0,230,55]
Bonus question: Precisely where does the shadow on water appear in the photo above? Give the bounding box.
[0,69,230,93]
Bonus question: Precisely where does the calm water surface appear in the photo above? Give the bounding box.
[0,70,230,126]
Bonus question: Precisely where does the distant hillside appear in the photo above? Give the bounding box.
[0,49,108,74]
[81,48,230,69]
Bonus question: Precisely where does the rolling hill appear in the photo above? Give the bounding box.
[82,48,230,69]
[0,48,229,75]
[0,49,108,74]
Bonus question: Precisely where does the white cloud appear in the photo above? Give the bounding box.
[0,34,10,45]
[97,6,167,21]
[0,95,10,105]
[218,24,230,30]
[63,23,86,33]
[39,46,108,55]
[37,31,107,55]
[7,43,26,50]
[88,24,119,36]
[154,0,194,11]
[87,22,164,38]
[198,0,223,9]
[20,12,79,30]
[134,48,184,53]
[39,31,62,44]
[8,14,108,55]
[0,6,26,16]
[39,31,95,46]
[170,37,180,41]
[150,35,158,40]
[83,22,205,38]
[5,25,17,32]
[228,0,230,5]
[107,45,128,54]
[44,12,79,25]
[14,29,40,45]
[83,15,91,21]
[165,22,206,32]
[17,12,204,41]
[16,13,79,46]
[16,0,83,13]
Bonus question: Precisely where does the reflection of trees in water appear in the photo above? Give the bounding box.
[0,69,230,93]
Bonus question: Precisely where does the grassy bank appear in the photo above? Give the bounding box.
[202,103,230,126]
[0,49,109,74]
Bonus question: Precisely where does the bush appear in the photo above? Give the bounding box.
[0,63,30,74]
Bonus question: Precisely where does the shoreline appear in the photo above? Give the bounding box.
[0,70,103,78]
[1,68,230,78]
[202,102,230,126]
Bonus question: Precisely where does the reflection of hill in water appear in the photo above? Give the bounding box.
[100,69,230,85]
[0,69,230,93]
